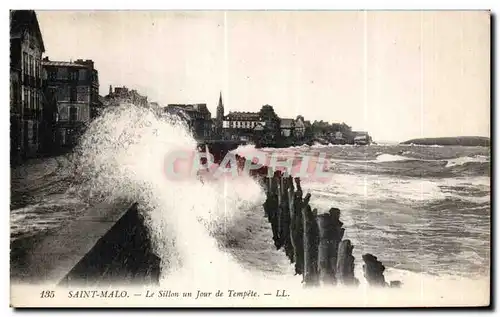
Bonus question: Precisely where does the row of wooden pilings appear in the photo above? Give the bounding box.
[261,172,401,288]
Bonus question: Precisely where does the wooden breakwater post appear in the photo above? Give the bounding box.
[317,208,344,285]
[289,177,304,275]
[263,173,281,249]
[254,162,400,289]
[279,176,294,262]
[302,200,319,286]
[362,253,388,287]
[336,239,359,286]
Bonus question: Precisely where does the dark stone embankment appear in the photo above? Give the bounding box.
[59,203,160,286]
[400,136,490,147]
[11,202,160,286]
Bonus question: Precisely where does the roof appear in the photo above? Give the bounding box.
[225,111,261,120]
[10,10,45,52]
[167,104,209,113]
[280,118,295,128]
[354,131,369,136]
[42,60,89,68]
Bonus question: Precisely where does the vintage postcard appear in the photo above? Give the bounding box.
[9,10,490,308]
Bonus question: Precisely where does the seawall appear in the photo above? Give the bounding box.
[11,202,160,286]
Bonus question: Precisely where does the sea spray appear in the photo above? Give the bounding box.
[73,104,261,285]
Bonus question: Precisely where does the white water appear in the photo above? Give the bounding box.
[445,155,490,167]
[375,153,412,162]
[73,104,489,306]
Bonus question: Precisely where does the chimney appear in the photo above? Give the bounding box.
[109,85,112,95]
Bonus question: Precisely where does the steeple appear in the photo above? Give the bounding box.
[216,91,224,119]
[217,91,223,110]
[216,91,224,136]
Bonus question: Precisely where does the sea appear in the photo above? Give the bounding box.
[10,104,491,306]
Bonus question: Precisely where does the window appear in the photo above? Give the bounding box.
[26,88,31,109]
[78,69,88,81]
[30,89,34,110]
[57,68,68,80]
[23,53,28,75]
[28,55,32,76]
[70,86,77,102]
[69,106,78,122]
[32,124,37,144]
[31,57,35,77]
[57,85,70,101]
[49,70,57,80]
[23,87,28,108]
[77,86,89,102]
[70,70,78,81]
[12,81,19,108]
[35,92,39,111]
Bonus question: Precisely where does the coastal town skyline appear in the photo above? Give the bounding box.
[36,10,489,142]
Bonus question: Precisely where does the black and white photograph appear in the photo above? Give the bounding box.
[8,9,491,307]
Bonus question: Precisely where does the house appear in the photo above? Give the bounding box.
[10,10,45,160]
[222,111,266,141]
[352,131,372,145]
[295,116,306,138]
[42,58,100,150]
[280,118,295,137]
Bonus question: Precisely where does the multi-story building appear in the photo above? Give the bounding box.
[222,111,266,141]
[163,104,212,140]
[42,58,100,150]
[280,116,306,139]
[280,118,295,138]
[294,116,306,139]
[10,10,45,161]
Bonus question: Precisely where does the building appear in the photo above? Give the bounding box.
[294,116,306,139]
[163,104,212,140]
[215,92,224,137]
[222,111,266,141]
[352,131,372,145]
[42,58,100,150]
[10,10,45,161]
[104,85,148,107]
[280,118,295,137]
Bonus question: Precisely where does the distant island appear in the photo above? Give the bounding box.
[400,136,490,147]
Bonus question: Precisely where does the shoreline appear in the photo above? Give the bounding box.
[400,136,490,147]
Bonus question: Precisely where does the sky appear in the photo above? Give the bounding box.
[36,10,490,142]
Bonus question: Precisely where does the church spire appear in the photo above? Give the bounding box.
[218,91,223,108]
[216,91,224,136]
